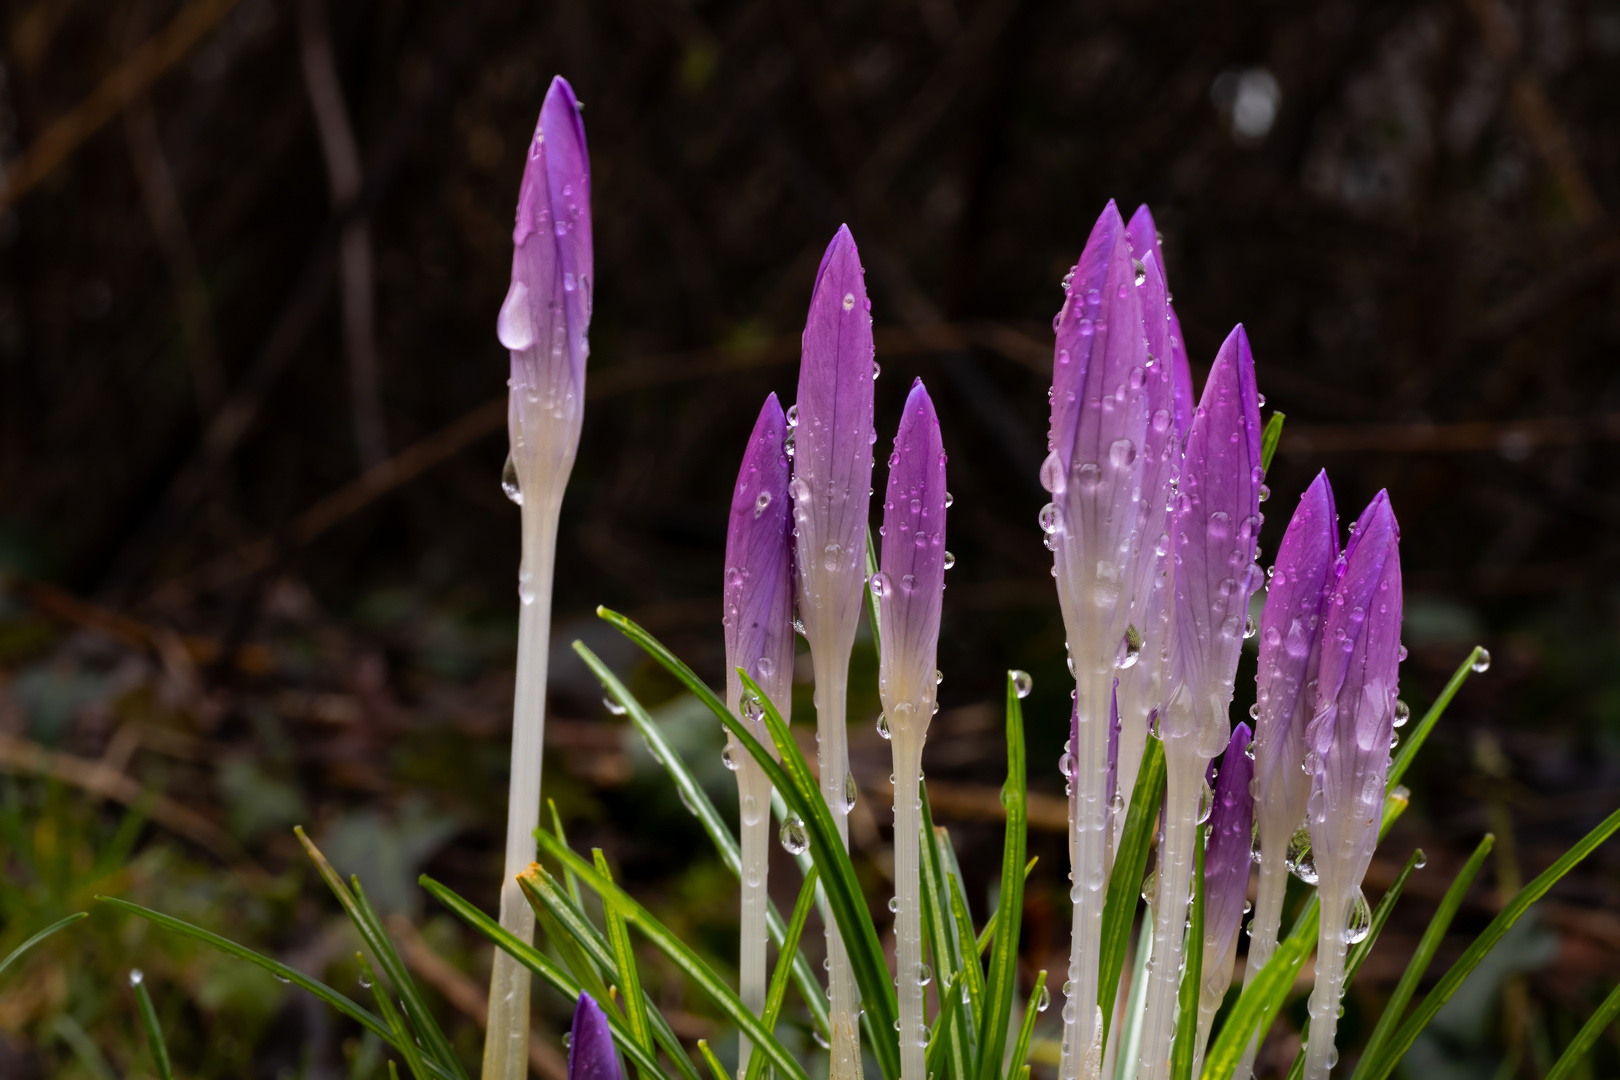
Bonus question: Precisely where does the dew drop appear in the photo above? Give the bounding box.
[754,491,772,518]
[1392,699,1411,728]
[779,815,810,855]
[1343,889,1372,945]
[1285,826,1318,885]
[1010,670,1034,699]
[842,292,856,311]
[501,453,523,505]
[1471,648,1492,673]
[844,771,858,812]
[496,280,535,350]
[721,743,739,771]
[603,696,628,717]
[877,714,892,739]
[128,969,145,987]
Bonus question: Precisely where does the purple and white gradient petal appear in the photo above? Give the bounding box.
[1193,722,1255,1075]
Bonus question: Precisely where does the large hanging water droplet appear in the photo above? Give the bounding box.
[844,771,858,812]
[1471,648,1491,673]
[1140,870,1158,905]
[1038,502,1061,534]
[1197,779,1215,824]
[741,693,765,723]
[721,743,739,771]
[496,280,535,350]
[942,550,956,570]
[1343,889,1372,945]
[1117,626,1143,670]
[1010,670,1034,699]
[1286,826,1318,885]
[780,815,809,855]
[501,452,523,505]
[877,714,892,739]
[915,962,932,987]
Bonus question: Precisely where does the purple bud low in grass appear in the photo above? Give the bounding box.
[724,393,795,723]
[1191,722,1255,1074]
[1302,490,1403,1080]
[568,993,622,1080]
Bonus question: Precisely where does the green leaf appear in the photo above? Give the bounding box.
[358,953,433,1080]
[921,791,973,1080]
[697,1040,729,1080]
[1199,923,1312,1080]
[550,798,585,908]
[577,633,831,1040]
[100,897,463,1080]
[295,829,467,1080]
[1366,805,1620,1080]
[1101,735,1166,1044]
[947,872,985,1045]
[1008,971,1047,1076]
[1387,647,1486,790]
[1260,412,1286,472]
[1172,826,1207,1080]
[925,969,969,1080]
[1350,835,1495,1080]
[420,876,671,1080]
[866,525,883,653]
[1545,980,1620,1080]
[974,672,1028,1080]
[530,835,811,1080]
[593,849,656,1065]
[0,912,87,978]
[131,975,174,1080]
[744,867,820,1080]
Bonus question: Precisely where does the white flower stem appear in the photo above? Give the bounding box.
[1060,667,1113,1080]
[1233,845,1290,1079]
[1190,929,1241,1079]
[483,503,560,1080]
[735,751,773,1073]
[891,729,927,1080]
[1134,741,1204,1080]
[1303,891,1348,1080]
[811,642,862,1080]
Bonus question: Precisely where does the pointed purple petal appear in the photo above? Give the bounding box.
[1253,471,1337,841]
[1170,325,1264,745]
[568,993,622,1080]
[725,394,795,718]
[1203,722,1255,963]
[792,225,877,644]
[877,380,947,713]
[1122,251,1180,651]
[1125,204,1194,434]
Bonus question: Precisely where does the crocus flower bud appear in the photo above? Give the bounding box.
[724,393,795,728]
[876,379,947,730]
[1124,205,1194,435]
[567,993,622,1080]
[1192,723,1255,1076]
[498,76,592,506]
[1301,491,1402,1080]
[1167,325,1265,756]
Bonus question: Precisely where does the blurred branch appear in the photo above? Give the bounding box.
[0,0,243,206]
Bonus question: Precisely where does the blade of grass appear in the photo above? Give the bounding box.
[530,836,811,1080]
[577,636,830,1039]
[1009,971,1048,1076]
[948,872,986,1045]
[973,671,1028,1080]
[1365,805,1620,1080]
[295,829,467,1080]
[744,867,820,1080]
[593,850,655,1063]
[1171,827,1206,1080]
[1198,923,1313,1080]
[1101,736,1166,1044]
[921,791,973,1080]
[1544,980,1620,1080]
[131,974,174,1080]
[697,1040,729,1080]
[1349,835,1495,1080]
[0,912,87,978]
[358,953,433,1080]
[420,876,671,1080]
[1260,412,1285,472]
[1387,647,1487,790]
[925,970,969,1080]
[1113,916,1153,1080]
[866,525,883,652]
[549,799,585,908]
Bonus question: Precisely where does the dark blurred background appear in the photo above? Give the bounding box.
[2,0,1618,1076]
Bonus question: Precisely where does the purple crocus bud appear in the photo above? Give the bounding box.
[724,394,796,726]
[1167,325,1265,755]
[1301,491,1402,1080]
[1125,205,1194,435]
[498,76,592,495]
[1191,723,1255,1075]
[567,993,622,1080]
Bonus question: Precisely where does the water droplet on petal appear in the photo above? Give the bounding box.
[501,453,523,505]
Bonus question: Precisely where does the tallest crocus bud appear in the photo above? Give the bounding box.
[791,224,876,1080]
[484,75,591,1080]
[875,379,948,1080]
[1046,201,1151,1080]
[1137,325,1264,1080]
[1303,492,1402,1080]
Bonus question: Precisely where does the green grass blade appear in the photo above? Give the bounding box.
[1101,736,1166,1044]
[921,792,973,1080]
[1199,924,1313,1080]
[531,835,811,1080]
[1172,827,1207,1080]
[745,867,820,1080]
[582,625,832,1039]
[420,876,671,1080]
[1367,805,1620,1080]
[948,873,985,1042]
[131,975,174,1080]
[359,953,433,1080]
[697,1040,729,1080]
[734,668,901,1080]
[866,524,883,652]
[1387,647,1486,790]
[925,970,969,1080]
[1114,915,1154,1080]
[1545,980,1620,1080]
[549,799,585,908]
[593,850,655,1063]
[974,672,1028,1080]
[1260,412,1286,472]
[0,912,87,978]
[295,829,467,1080]
[1350,834,1495,1080]
[1009,971,1048,1076]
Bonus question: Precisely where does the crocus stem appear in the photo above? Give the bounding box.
[1135,741,1204,1080]
[735,753,773,1072]
[484,502,560,1080]
[1060,670,1112,1080]
[891,732,927,1080]
[811,643,862,1080]
[1304,890,1349,1080]
[1234,846,1290,1079]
